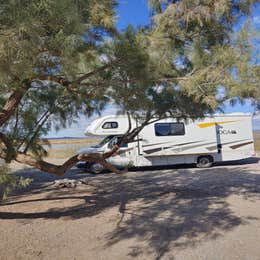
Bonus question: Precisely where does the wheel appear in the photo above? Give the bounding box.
[76,162,89,169]
[89,163,104,174]
[196,156,213,168]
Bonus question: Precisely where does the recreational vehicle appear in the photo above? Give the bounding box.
[77,113,255,173]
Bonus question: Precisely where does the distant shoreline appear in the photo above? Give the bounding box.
[44,136,99,140]
[42,137,100,145]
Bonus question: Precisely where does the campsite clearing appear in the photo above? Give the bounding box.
[1,157,260,260]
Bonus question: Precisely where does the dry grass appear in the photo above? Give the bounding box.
[41,138,100,145]
[47,149,81,159]
[45,138,101,159]
[254,132,260,152]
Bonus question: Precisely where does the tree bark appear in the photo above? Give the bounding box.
[15,151,125,176]
[0,87,29,127]
[15,153,80,176]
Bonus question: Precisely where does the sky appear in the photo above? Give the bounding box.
[46,1,260,138]
[116,0,150,30]
[116,0,260,30]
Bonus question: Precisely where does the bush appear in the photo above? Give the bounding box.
[0,164,32,200]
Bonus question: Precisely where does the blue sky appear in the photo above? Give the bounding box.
[116,0,150,30]
[116,0,260,30]
[47,1,260,138]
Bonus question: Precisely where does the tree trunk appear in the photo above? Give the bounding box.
[0,87,29,127]
[15,153,80,176]
[15,151,124,176]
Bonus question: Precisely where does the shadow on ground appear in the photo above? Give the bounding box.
[1,158,260,258]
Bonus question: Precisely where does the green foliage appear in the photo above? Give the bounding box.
[146,0,259,103]
[104,1,259,119]
[0,0,117,86]
[0,163,32,200]
[0,0,117,160]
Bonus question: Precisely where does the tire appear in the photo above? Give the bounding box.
[76,162,89,169]
[89,163,104,174]
[196,156,213,168]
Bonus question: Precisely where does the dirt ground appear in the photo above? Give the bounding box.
[1,158,260,260]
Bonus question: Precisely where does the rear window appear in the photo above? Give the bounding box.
[102,122,118,129]
[155,123,185,136]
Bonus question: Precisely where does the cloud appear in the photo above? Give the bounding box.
[253,15,260,25]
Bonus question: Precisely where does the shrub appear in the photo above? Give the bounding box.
[0,164,32,201]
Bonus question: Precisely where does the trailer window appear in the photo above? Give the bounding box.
[155,123,185,136]
[102,122,118,129]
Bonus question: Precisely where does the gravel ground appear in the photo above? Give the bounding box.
[1,158,260,260]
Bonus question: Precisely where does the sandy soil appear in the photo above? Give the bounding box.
[1,158,260,260]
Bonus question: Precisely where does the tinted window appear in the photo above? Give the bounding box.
[102,122,118,129]
[155,123,185,136]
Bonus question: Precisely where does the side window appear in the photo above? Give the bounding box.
[108,137,118,148]
[155,123,185,136]
[102,121,118,129]
[170,123,185,135]
[155,123,171,136]
[108,137,128,149]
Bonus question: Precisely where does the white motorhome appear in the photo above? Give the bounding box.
[77,113,255,173]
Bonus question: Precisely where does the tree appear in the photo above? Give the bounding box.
[0,0,259,176]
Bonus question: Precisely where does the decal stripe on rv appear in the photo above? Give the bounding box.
[143,141,203,154]
[230,141,254,149]
[144,141,217,155]
[197,120,239,128]
[206,139,251,151]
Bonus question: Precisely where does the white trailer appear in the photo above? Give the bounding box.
[77,113,255,172]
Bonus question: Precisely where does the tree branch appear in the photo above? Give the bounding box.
[23,111,52,154]
[103,112,132,159]
[31,63,112,93]
[0,132,15,162]
[0,85,30,127]
[73,64,111,84]
[15,152,80,176]
[0,132,12,151]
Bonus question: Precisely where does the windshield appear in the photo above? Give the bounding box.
[91,136,115,148]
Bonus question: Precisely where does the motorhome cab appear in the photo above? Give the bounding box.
[77,113,255,173]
